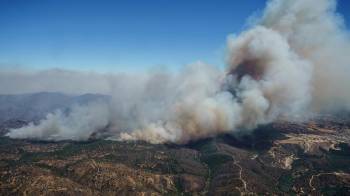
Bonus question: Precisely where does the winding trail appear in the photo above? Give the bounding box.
[309,172,348,191]
[215,142,248,194]
[201,161,211,195]
[233,160,247,192]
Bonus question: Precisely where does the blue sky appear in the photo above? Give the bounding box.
[0,0,349,72]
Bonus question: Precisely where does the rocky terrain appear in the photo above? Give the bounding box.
[0,115,349,195]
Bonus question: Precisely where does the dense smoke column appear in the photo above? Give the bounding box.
[6,0,350,143]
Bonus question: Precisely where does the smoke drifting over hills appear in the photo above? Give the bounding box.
[5,0,350,143]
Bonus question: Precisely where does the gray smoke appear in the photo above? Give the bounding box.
[0,69,110,95]
[6,0,350,143]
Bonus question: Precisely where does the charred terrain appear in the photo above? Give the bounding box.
[0,115,349,195]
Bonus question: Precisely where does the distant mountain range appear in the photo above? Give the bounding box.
[0,92,109,123]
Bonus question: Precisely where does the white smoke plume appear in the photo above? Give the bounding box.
[5,0,350,143]
[7,101,110,141]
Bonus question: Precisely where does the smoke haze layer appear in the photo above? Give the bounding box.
[5,0,350,143]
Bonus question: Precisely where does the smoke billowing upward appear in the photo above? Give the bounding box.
[5,0,350,143]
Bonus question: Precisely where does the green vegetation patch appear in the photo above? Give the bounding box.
[278,174,294,193]
[201,153,233,172]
